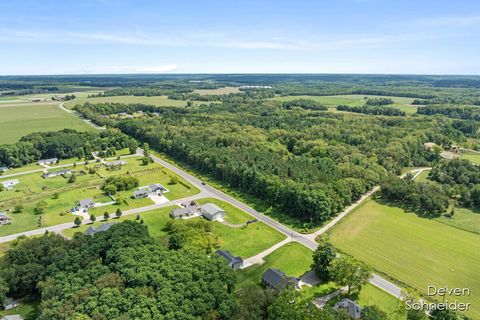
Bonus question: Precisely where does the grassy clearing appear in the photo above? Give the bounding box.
[329,198,480,319]
[236,242,312,288]
[460,152,480,164]
[0,103,94,144]
[435,206,480,234]
[357,284,405,320]
[269,94,417,114]
[194,86,240,95]
[0,300,39,320]
[65,95,190,109]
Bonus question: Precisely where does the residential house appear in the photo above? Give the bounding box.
[0,166,8,172]
[170,206,198,218]
[0,212,11,226]
[77,198,94,210]
[216,250,244,270]
[200,203,226,221]
[38,158,58,165]
[132,183,167,199]
[262,268,299,290]
[85,223,115,236]
[1,179,19,190]
[42,169,72,178]
[333,299,362,319]
[2,298,18,311]
[104,160,127,167]
[1,316,24,320]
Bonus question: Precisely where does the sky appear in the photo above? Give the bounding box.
[0,0,479,75]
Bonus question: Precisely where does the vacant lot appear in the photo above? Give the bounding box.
[236,242,312,288]
[329,199,480,318]
[0,104,93,144]
[194,86,240,95]
[270,94,417,114]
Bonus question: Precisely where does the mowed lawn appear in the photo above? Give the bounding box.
[0,104,93,144]
[236,242,312,288]
[269,94,417,114]
[460,152,480,164]
[358,284,406,320]
[329,199,480,318]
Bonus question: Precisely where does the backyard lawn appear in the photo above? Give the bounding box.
[329,198,480,319]
[236,242,312,288]
[357,284,405,320]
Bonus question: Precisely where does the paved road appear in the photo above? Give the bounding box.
[0,193,206,243]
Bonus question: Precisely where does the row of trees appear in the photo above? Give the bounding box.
[337,104,406,116]
[0,129,138,168]
[281,98,327,111]
[418,105,480,121]
[365,97,394,106]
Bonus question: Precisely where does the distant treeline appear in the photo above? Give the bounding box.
[365,97,394,106]
[417,105,480,121]
[337,105,406,116]
[0,129,137,168]
[281,99,327,111]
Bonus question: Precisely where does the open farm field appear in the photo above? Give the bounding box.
[329,199,480,318]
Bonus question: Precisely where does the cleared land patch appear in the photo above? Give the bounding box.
[194,86,240,95]
[329,198,480,318]
[0,104,94,144]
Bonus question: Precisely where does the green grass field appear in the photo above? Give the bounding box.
[0,103,94,144]
[329,199,480,318]
[269,94,417,114]
[435,206,480,234]
[357,284,406,320]
[236,242,312,288]
[460,152,480,164]
[194,86,240,95]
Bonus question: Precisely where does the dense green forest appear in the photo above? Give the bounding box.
[336,104,406,116]
[0,129,137,168]
[73,99,469,226]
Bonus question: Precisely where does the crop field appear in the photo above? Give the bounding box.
[236,242,312,288]
[329,199,480,318]
[64,95,191,109]
[0,103,94,144]
[0,156,197,237]
[193,86,240,95]
[269,94,418,114]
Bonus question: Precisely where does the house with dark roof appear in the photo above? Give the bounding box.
[333,299,362,319]
[77,198,94,210]
[216,250,244,270]
[133,189,150,199]
[262,268,299,290]
[38,158,58,165]
[149,183,166,193]
[200,203,226,221]
[170,206,198,218]
[42,169,72,178]
[85,222,115,236]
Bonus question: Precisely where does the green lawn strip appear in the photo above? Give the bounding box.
[328,198,480,319]
[434,206,480,235]
[0,104,94,144]
[236,242,312,289]
[0,299,39,320]
[460,153,480,164]
[195,198,252,224]
[357,284,406,320]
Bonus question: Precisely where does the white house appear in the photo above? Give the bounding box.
[1,179,19,190]
[38,158,58,165]
[200,203,226,221]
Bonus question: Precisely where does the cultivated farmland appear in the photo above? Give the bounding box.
[329,198,480,318]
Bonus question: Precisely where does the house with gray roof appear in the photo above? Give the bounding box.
[170,206,198,218]
[133,183,167,199]
[42,169,71,178]
[0,212,11,226]
[262,268,299,290]
[149,183,166,193]
[77,198,94,210]
[133,189,150,199]
[1,315,24,320]
[0,166,8,172]
[333,299,362,319]
[85,222,115,236]
[1,179,19,190]
[216,250,244,270]
[38,158,58,165]
[200,203,226,221]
